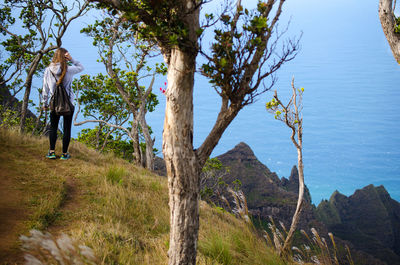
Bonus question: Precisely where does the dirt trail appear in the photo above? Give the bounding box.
[0,167,27,264]
[0,148,82,264]
[48,175,81,234]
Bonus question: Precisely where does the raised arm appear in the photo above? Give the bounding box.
[68,57,85,75]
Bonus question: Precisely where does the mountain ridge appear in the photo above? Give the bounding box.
[216,141,400,264]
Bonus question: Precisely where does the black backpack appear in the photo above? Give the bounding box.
[49,72,74,116]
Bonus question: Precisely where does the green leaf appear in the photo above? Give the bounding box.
[220,57,227,68]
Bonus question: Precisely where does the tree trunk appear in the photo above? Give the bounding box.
[131,121,141,165]
[32,107,44,136]
[140,116,154,170]
[163,47,199,265]
[100,127,115,152]
[19,54,43,132]
[379,0,400,63]
[280,148,304,256]
[96,123,103,150]
[279,81,304,256]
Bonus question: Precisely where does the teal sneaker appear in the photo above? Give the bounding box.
[46,151,56,159]
[60,153,71,160]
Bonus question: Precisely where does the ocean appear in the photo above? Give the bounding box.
[20,0,400,204]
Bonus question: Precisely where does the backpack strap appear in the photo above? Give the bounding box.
[50,71,71,99]
[50,71,58,82]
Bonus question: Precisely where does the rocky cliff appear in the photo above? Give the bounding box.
[216,142,319,230]
[316,185,400,264]
[216,142,392,264]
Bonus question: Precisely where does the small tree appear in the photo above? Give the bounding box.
[379,0,400,63]
[266,77,304,257]
[73,71,159,168]
[0,0,89,132]
[200,158,229,204]
[77,127,136,160]
[73,73,131,148]
[75,13,165,169]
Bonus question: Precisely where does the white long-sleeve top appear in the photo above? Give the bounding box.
[41,58,84,106]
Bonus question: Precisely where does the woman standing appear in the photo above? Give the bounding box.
[42,48,84,160]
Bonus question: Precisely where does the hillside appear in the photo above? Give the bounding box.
[0,128,285,265]
[214,142,390,265]
[317,185,400,264]
[216,142,318,230]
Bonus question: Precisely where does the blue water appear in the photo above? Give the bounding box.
[13,0,400,204]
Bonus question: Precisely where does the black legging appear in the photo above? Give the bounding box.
[49,111,74,154]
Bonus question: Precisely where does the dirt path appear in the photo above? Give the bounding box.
[47,175,81,234]
[0,167,27,264]
[0,146,82,264]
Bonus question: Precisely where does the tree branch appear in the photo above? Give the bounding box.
[196,97,241,166]
[379,0,400,63]
[73,85,132,136]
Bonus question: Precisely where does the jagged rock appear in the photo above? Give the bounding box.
[216,142,319,230]
[316,184,400,264]
[281,165,312,203]
[217,142,392,264]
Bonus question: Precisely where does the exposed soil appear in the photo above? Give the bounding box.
[0,166,27,264]
[0,149,81,264]
[47,175,81,234]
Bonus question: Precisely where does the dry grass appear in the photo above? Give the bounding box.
[0,128,287,265]
[264,216,355,265]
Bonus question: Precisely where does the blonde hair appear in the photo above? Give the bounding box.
[51,48,68,85]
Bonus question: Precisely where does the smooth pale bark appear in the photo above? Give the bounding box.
[280,149,304,256]
[160,1,202,263]
[138,75,155,170]
[139,113,154,170]
[274,81,305,257]
[379,0,400,63]
[163,48,199,265]
[130,121,142,165]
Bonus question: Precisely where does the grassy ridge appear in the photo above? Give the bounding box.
[0,128,287,265]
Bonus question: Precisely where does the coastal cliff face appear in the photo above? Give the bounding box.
[216,142,319,230]
[216,142,396,265]
[316,185,400,264]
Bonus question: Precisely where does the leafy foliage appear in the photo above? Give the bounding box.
[74,74,131,122]
[395,16,400,33]
[266,85,304,126]
[92,0,199,51]
[0,104,37,133]
[200,0,300,106]
[77,127,136,161]
[200,157,246,215]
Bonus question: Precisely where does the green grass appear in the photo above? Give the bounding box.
[0,128,288,265]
